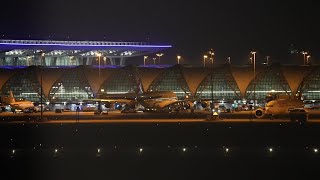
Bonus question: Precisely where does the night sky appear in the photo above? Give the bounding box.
[1,0,319,65]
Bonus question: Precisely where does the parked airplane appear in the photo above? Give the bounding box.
[254,95,306,119]
[84,91,191,113]
[0,91,35,113]
[138,91,192,112]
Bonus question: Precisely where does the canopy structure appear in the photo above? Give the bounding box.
[0,39,172,66]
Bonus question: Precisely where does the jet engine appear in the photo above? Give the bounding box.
[115,103,122,110]
[255,108,265,118]
[201,102,208,108]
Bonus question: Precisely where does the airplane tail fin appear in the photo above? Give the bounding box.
[1,91,15,104]
[9,91,14,98]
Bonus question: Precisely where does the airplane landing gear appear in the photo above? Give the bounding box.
[270,115,274,120]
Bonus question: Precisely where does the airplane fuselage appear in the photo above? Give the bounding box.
[10,102,34,110]
[265,99,304,115]
[1,91,34,111]
[87,91,181,112]
[255,98,305,118]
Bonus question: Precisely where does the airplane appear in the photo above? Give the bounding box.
[0,91,36,113]
[83,94,132,114]
[83,91,191,113]
[137,91,192,112]
[254,94,307,119]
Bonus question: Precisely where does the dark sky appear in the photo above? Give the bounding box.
[1,0,319,65]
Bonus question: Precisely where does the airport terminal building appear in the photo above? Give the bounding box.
[0,39,319,110]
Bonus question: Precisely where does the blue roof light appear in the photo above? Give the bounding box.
[0,39,172,50]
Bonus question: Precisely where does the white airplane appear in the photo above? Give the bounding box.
[138,91,192,112]
[0,91,35,113]
[84,91,190,113]
[254,95,306,119]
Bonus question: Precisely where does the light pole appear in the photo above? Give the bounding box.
[156,53,164,64]
[203,55,208,67]
[143,56,148,66]
[306,55,311,65]
[96,52,102,114]
[208,49,214,65]
[266,56,270,65]
[177,55,181,64]
[210,54,214,112]
[228,57,231,64]
[153,57,156,65]
[302,51,307,65]
[96,52,102,91]
[251,51,256,109]
[40,52,44,121]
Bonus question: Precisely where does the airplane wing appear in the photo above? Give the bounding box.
[83,98,132,104]
[152,100,189,109]
[83,98,134,112]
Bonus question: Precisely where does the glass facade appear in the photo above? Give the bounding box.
[0,67,44,102]
[246,66,292,101]
[100,66,141,94]
[49,67,94,102]
[299,67,320,100]
[148,67,191,99]
[0,65,317,103]
[196,68,241,100]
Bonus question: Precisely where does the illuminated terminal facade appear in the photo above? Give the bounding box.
[0,39,171,66]
[0,39,320,109]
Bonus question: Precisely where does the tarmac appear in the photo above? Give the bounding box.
[0,110,320,124]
